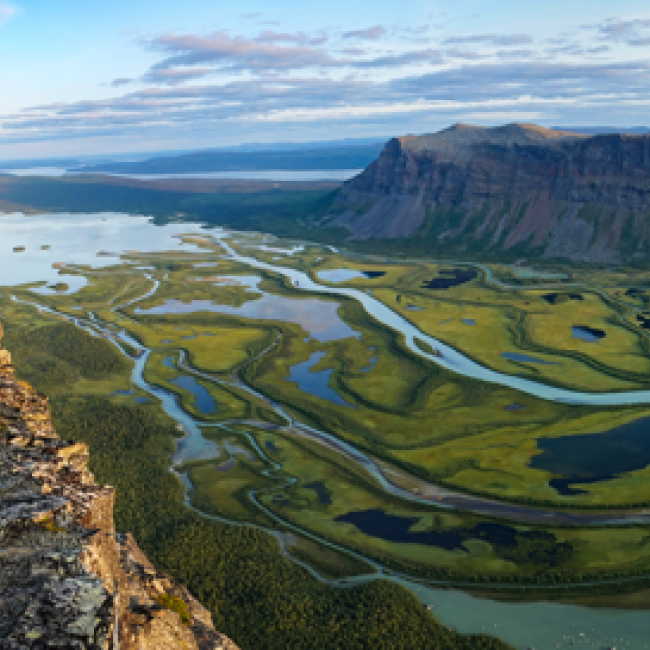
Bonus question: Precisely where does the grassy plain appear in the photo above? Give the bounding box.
[7,233,650,592]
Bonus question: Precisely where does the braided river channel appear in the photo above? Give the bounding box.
[3,212,650,648]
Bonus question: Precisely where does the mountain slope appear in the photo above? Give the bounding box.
[325,123,650,262]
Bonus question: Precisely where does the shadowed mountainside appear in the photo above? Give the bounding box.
[325,123,650,262]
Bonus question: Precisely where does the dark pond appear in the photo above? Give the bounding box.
[163,356,176,369]
[636,313,650,330]
[304,481,332,505]
[169,375,218,415]
[626,288,647,297]
[134,397,152,404]
[501,352,558,365]
[287,351,353,407]
[462,318,475,326]
[529,415,650,496]
[265,441,278,453]
[541,293,583,304]
[572,325,606,342]
[335,510,568,565]
[405,304,423,311]
[505,403,526,411]
[336,509,466,550]
[111,389,135,396]
[422,268,478,290]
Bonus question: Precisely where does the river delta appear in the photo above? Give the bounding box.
[4,212,650,648]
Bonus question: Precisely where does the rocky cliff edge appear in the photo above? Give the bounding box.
[327,123,650,262]
[0,322,239,650]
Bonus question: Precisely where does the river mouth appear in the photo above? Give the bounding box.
[530,415,650,495]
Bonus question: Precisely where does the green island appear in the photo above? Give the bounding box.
[5,227,650,646]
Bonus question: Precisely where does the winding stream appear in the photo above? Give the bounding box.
[7,218,650,648]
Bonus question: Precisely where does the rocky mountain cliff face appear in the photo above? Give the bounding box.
[326,123,650,262]
[0,323,239,649]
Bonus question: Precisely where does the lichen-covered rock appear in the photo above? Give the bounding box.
[0,322,239,650]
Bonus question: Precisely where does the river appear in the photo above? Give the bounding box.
[3,212,650,648]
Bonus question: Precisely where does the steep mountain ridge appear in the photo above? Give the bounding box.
[326,123,650,262]
[0,323,239,649]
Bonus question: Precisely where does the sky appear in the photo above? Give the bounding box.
[1,0,650,158]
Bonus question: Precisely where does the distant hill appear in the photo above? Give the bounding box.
[552,126,650,135]
[324,123,650,263]
[72,143,386,174]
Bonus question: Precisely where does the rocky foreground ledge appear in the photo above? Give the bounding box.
[0,323,239,649]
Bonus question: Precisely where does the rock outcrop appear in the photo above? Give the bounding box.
[327,123,650,262]
[0,323,239,649]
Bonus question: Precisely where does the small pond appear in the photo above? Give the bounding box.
[462,318,475,326]
[422,268,477,290]
[529,415,650,495]
[501,352,558,365]
[572,325,606,342]
[287,351,353,407]
[136,275,360,342]
[335,510,566,561]
[304,481,333,505]
[541,293,583,304]
[317,269,386,283]
[169,375,218,415]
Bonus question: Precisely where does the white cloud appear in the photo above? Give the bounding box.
[0,2,16,28]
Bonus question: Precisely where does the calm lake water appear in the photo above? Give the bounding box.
[136,275,361,342]
[317,269,386,282]
[2,168,362,181]
[287,350,352,407]
[530,415,650,495]
[0,212,208,288]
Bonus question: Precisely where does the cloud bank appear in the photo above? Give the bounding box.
[2,16,650,150]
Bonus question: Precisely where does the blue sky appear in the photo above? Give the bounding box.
[1,0,650,157]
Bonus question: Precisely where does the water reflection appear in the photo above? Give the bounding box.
[0,212,208,288]
[136,275,360,342]
[287,351,353,407]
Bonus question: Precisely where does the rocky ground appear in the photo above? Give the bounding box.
[0,322,239,649]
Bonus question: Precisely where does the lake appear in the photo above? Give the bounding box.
[135,275,361,342]
[287,350,352,407]
[2,168,362,181]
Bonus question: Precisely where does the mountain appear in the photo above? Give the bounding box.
[552,126,650,136]
[324,123,650,263]
[72,143,385,174]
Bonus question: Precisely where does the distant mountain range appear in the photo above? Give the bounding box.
[323,123,650,263]
[72,143,386,174]
[552,126,650,135]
